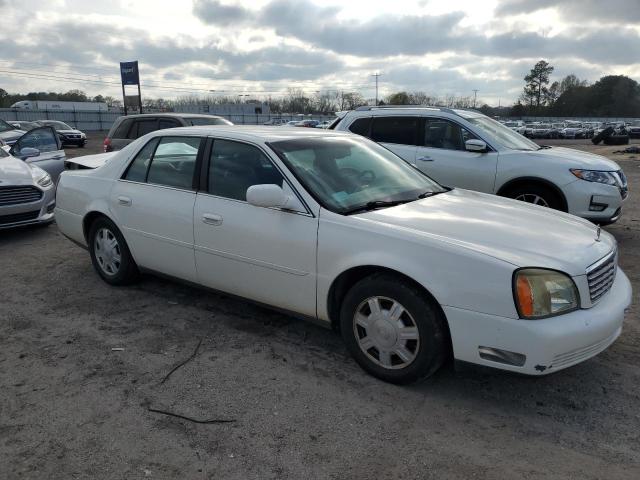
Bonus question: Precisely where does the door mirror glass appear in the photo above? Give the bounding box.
[18,147,40,159]
[465,139,488,152]
[10,126,61,157]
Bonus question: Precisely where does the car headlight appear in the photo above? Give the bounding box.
[514,269,579,319]
[570,169,618,186]
[29,164,53,188]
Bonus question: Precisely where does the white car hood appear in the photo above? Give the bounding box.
[530,146,620,170]
[0,155,34,185]
[357,189,615,276]
[69,151,117,169]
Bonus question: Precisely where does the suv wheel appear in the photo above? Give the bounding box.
[340,274,448,384]
[507,184,563,210]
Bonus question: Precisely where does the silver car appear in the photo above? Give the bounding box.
[5,126,66,182]
[0,127,63,229]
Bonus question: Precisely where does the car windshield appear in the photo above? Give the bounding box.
[460,113,540,151]
[185,117,233,126]
[0,119,16,133]
[269,136,446,214]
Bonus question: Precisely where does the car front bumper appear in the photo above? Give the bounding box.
[0,187,56,229]
[444,268,632,375]
[563,179,627,224]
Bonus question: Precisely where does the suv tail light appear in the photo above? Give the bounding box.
[103,137,112,152]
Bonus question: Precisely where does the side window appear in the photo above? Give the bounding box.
[123,138,159,182]
[113,119,132,139]
[348,117,372,137]
[13,127,59,154]
[158,118,181,130]
[370,116,419,145]
[208,139,284,201]
[424,119,478,151]
[146,137,202,190]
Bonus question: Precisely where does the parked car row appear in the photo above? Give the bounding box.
[2,108,632,385]
[500,119,640,140]
[262,118,333,128]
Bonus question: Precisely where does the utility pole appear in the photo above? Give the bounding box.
[472,89,478,108]
[372,73,381,106]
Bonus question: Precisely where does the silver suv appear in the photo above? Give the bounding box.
[103,113,232,152]
[331,106,627,224]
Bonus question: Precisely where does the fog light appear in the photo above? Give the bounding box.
[46,202,56,213]
[589,196,607,212]
[478,347,526,366]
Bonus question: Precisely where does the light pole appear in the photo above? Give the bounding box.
[472,89,478,108]
[372,73,381,106]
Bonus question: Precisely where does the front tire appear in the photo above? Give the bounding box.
[340,274,448,384]
[88,216,139,285]
[506,184,563,211]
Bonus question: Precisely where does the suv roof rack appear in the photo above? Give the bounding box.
[355,105,456,114]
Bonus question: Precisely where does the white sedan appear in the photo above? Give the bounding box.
[55,126,632,384]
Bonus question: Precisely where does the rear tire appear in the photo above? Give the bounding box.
[340,274,448,384]
[506,184,564,211]
[88,216,139,285]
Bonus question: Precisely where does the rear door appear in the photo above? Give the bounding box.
[9,126,65,182]
[110,135,203,282]
[414,117,498,192]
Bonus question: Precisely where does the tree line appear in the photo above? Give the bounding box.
[512,60,640,117]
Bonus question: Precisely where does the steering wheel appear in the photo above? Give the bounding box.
[358,170,376,183]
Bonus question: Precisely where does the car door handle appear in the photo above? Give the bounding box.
[417,156,434,162]
[202,213,223,226]
[117,196,132,206]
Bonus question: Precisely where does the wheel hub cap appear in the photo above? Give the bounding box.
[94,228,121,276]
[353,296,420,370]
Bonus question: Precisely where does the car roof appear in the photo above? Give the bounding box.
[150,125,353,143]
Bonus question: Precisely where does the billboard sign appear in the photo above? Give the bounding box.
[120,61,140,86]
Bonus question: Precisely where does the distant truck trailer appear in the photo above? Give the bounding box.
[10,100,109,111]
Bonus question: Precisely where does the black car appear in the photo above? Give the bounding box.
[34,120,86,147]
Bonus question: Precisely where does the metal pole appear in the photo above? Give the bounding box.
[371,73,381,106]
[122,83,128,116]
[137,83,143,114]
[473,89,478,108]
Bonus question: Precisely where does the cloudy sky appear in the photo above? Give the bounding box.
[1,0,639,105]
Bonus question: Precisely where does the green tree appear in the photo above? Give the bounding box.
[523,60,554,109]
[559,74,588,95]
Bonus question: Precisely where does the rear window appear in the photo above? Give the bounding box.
[128,119,158,139]
[348,117,372,136]
[370,116,419,145]
[113,119,132,139]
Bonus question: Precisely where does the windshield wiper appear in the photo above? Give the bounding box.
[342,199,412,215]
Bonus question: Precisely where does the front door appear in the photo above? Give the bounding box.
[414,118,498,192]
[194,138,318,317]
[10,127,65,182]
[110,135,202,282]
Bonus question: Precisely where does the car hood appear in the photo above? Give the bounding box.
[525,146,620,170]
[356,189,615,276]
[0,129,26,143]
[0,155,34,185]
[58,129,82,134]
[68,151,116,169]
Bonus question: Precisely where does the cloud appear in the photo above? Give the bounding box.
[497,0,640,23]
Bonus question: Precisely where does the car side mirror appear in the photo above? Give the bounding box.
[18,147,41,159]
[246,184,305,212]
[465,139,488,152]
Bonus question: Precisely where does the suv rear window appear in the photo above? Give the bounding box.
[127,119,158,139]
[113,119,132,139]
[370,116,419,145]
[348,117,371,136]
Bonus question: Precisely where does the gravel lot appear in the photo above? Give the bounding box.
[1,134,639,479]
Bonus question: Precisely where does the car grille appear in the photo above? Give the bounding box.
[552,329,620,368]
[0,186,43,206]
[0,210,40,226]
[586,250,617,303]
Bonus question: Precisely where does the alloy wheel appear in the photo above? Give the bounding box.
[514,193,550,207]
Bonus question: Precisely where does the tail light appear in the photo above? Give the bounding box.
[103,137,112,152]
